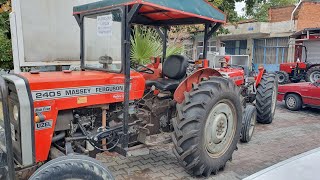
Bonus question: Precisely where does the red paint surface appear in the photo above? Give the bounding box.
[278,82,320,106]
[20,71,145,162]
[280,62,307,73]
[73,2,226,24]
[174,68,222,104]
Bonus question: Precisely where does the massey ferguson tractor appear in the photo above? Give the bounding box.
[277,44,320,84]
[0,0,278,179]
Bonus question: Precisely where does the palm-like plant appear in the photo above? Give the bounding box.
[130,26,183,65]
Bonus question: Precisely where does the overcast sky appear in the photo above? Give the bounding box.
[235,2,246,16]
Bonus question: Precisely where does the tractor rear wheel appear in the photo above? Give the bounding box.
[277,71,289,84]
[240,105,257,143]
[306,66,320,83]
[256,73,278,124]
[172,77,242,177]
[29,155,114,180]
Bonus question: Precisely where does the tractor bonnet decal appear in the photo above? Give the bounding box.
[35,120,53,130]
[35,106,52,113]
[32,84,127,101]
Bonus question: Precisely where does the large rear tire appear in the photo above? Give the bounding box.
[277,71,289,84]
[256,73,278,124]
[29,155,114,180]
[171,77,242,177]
[306,66,320,83]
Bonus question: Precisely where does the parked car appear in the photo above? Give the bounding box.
[277,80,320,111]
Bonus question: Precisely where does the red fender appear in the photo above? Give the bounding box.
[255,67,265,87]
[174,68,222,104]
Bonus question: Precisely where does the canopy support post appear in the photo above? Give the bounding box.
[203,23,209,59]
[203,23,221,59]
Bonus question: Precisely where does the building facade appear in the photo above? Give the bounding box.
[184,0,320,72]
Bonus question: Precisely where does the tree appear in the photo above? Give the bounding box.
[245,0,298,22]
[0,0,12,70]
[209,0,244,22]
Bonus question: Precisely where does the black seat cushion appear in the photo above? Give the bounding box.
[146,55,188,91]
[146,78,180,91]
[162,55,189,80]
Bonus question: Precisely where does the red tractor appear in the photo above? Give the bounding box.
[0,0,278,179]
[277,45,320,84]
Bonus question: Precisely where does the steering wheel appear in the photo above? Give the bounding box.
[131,62,154,74]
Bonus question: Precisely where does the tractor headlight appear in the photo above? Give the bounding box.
[13,105,19,121]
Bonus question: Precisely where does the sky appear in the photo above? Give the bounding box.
[235,2,246,16]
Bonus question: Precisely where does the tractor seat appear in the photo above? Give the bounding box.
[146,55,189,91]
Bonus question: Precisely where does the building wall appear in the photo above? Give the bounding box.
[297,2,320,31]
[269,6,295,23]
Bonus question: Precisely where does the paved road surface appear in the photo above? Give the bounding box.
[97,103,320,180]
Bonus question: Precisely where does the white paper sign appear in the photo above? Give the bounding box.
[97,14,113,37]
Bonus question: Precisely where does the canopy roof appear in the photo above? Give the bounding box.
[73,0,226,25]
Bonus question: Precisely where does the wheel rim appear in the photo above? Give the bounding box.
[205,100,237,158]
[249,112,256,137]
[286,97,296,108]
[271,87,277,115]
[310,71,320,83]
[278,74,285,83]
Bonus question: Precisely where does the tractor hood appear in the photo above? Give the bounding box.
[19,70,145,103]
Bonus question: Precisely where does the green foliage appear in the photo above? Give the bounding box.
[246,0,298,22]
[0,32,13,70]
[209,0,245,22]
[130,26,183,65]
[0,0,12,69]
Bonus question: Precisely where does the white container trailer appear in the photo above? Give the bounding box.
[10,0,98,72]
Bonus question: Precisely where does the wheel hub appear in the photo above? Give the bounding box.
[278,75,285,82]
[310,71,320,83]
[205,101,236,157]
[210,114,228,143]
[287,97,296,108]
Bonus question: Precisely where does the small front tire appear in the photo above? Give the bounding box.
[240,105,257,143]
[277,71,289,84]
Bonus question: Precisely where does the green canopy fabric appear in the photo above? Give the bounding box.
[144,0,225,22]
[73,0,226,24]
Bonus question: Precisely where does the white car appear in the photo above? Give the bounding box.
[244,147,320,180]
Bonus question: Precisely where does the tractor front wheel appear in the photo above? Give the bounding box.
[306,66,320,83]
[277,71,289,84]
[29,155,114,180]
[256,73,278,124]
[240,105,257,143]
[172,77,242,177]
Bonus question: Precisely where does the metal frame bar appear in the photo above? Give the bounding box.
[203,24,209,59]
[122,5,130,150]
[155,27,168,63]
[202,23,221,59]
[76,7,125,73]
[276,38,279,64]
[0,76,15,180]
